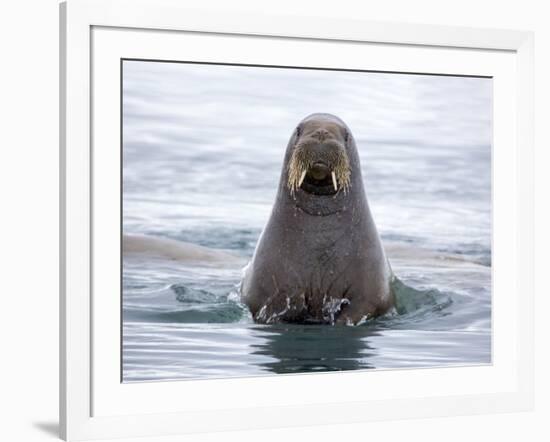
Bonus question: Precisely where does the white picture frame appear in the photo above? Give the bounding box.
[60,0,534,440]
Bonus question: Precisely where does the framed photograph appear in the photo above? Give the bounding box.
[60,0,534,440]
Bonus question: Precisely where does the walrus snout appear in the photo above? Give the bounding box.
[287,118,352,196]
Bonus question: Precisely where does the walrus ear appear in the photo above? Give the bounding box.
[295,126,301,138]
[344,130,349,144]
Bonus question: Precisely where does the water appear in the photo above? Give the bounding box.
[122,60,492,382]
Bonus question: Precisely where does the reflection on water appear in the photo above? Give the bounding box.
[122,60,492,382]
[250,324,377,374]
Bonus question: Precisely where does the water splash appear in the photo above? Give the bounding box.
[392,277,453,316]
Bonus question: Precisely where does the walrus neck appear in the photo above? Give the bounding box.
[289,195,347,216]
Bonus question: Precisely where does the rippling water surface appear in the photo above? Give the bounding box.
[122,60,492,382]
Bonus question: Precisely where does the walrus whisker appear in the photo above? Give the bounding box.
[286,135,351,196]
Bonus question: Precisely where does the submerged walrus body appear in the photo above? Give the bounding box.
[241,113,395,325]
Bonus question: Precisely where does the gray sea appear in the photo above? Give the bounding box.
[122,60,492,382]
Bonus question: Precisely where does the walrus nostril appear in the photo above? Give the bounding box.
[309,162,330,181]
[312,129,330,142]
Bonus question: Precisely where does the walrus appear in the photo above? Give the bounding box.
[122,234,243,266]
[241,113,395,325]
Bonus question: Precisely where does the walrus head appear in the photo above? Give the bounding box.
[288,115,351,196]
[282,113,362,216]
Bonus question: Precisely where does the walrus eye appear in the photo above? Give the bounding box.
[295,126,301,138]
[344,130,349,143]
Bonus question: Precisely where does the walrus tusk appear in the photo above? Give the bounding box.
[298,169,307,188]
[331,171,338,191]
